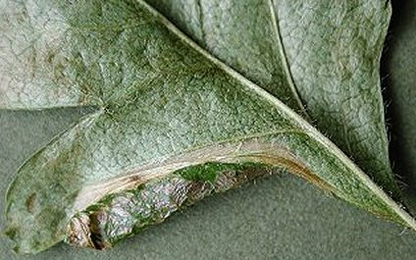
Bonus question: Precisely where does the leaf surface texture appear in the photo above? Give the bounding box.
[1,0,413,254]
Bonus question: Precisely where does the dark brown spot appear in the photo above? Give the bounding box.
[187,181,213,202]
[66,214,95,248]
[25,193,37,214]
[129,175,142,182]
[45,50,55,64]
[89,210,111,250]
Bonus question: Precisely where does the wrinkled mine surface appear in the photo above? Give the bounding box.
[66,163,271,249]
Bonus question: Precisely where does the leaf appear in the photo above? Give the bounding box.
[1,0,414,254]
[145,0,399,198]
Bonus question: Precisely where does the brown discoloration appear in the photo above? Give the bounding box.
[213,167,268,193]
[128,175,143,183]
[66,210,112,250]
[213,171,238,193]
[66,141,338,251]
[187,182,213,202]
[65,214,94,249]
[284,159,334,193]
[89,209,112,250]
[65,155,335,251]
[25,193,37,214]
[72,141,294,212]
[241,153,335,194]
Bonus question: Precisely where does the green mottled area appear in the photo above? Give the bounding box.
[174,162,268,183]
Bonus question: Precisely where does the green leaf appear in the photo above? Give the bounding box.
[1,0,413,254]
[146,0,399,198]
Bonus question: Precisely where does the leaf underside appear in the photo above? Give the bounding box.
[146,0,398,198]
[1,0,414,254]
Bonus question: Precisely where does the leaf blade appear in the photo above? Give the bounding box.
[2,0,413,254]
[146,0,398,197]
